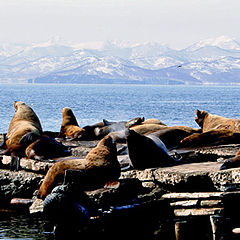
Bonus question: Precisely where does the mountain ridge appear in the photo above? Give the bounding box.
[1,35,240,84]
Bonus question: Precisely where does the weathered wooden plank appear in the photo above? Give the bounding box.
[200,200,222,207]
[10,198,33,206]
[170,200,198,207]
[174,208,223,217]
[162,192,224,200]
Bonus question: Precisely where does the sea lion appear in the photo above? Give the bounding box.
[91,117,147,139]
[195,109,240,132]
[142,118,166,125]
[81,121,108,140]
[5,101,42,170]
[59,107,85,140]
[25,137,71,161]
[130,124,167,135]
[37,135,121,199]
[149,126,201,149]
[220,149,240,170]
[126,129,178,169]
[125,117,145,128]
[94,121,126,139]
[180,129,240,147]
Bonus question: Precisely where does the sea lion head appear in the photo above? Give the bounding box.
[10,101,42,132]
[97,134,116,149]
[61,107,79,126]
[195,110,208,128]
[14,101,25,111]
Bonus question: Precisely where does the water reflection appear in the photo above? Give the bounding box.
[0,212,53,240]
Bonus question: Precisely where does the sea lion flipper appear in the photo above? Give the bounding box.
[20,132,40,145]
[103,119,111,126]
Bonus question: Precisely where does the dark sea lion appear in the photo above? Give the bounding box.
[81,120,117,140]
[59,107,85,140]
[25,137,71,160]
[37,135,121,199]
[5,101,42,170]
[90,117,147,139]
[180,129,240,147]
[149,126,201,149]
[94,120,127,139]
[195,109,240,132]
[126,129,178,169]
[220,149,240,170]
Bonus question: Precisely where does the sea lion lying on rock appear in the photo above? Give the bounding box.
[130,124,167,135]
[126,129,179,169]
[141,118,166,125]
[149,126,201,149]
[195,109,240,132]
[37,135,121,199]
[180,129,240,147]
[4,101,43,170]
[179,110,240,147]
[93,117,147,139]
[59,107,85,140]
[220,149,240,170]
[25,137,71,160]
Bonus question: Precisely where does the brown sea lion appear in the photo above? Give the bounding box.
[220,149,240,170]
[125,117,145,128]
[126,129,179,169]
[142,118,166,125]
[59,107,85,140]
[195,109,240,132]
[130,124,167,135]
[149,126,201,149]
[180,129,240,147]
[37,135,121,199]
[25,137,71,161]
[5,101,42,170]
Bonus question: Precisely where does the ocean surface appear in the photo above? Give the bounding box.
[0,83,240,133]
[0,83,240,239]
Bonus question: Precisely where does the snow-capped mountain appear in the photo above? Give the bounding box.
[1,36,240,84]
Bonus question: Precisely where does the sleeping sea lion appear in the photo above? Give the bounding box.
[126,129,178,169]
[180,129,240,147]
[37,135,121,199]
[130,124,167,135]
[125,117,145,128]
[141,118,166,125]
[94,120,126,139]
[195,109,240,132]
[149,126,201,149]
[59,107,85,140]
[5,101,42,170]
[25,137,71,161]
[220,149,240,170]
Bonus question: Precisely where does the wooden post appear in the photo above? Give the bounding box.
[210,215,232,240]
[175,221,188,240]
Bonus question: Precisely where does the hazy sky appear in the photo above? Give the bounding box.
[0,0,239,49]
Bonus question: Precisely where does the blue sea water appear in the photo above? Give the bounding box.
[0,83,240,133]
